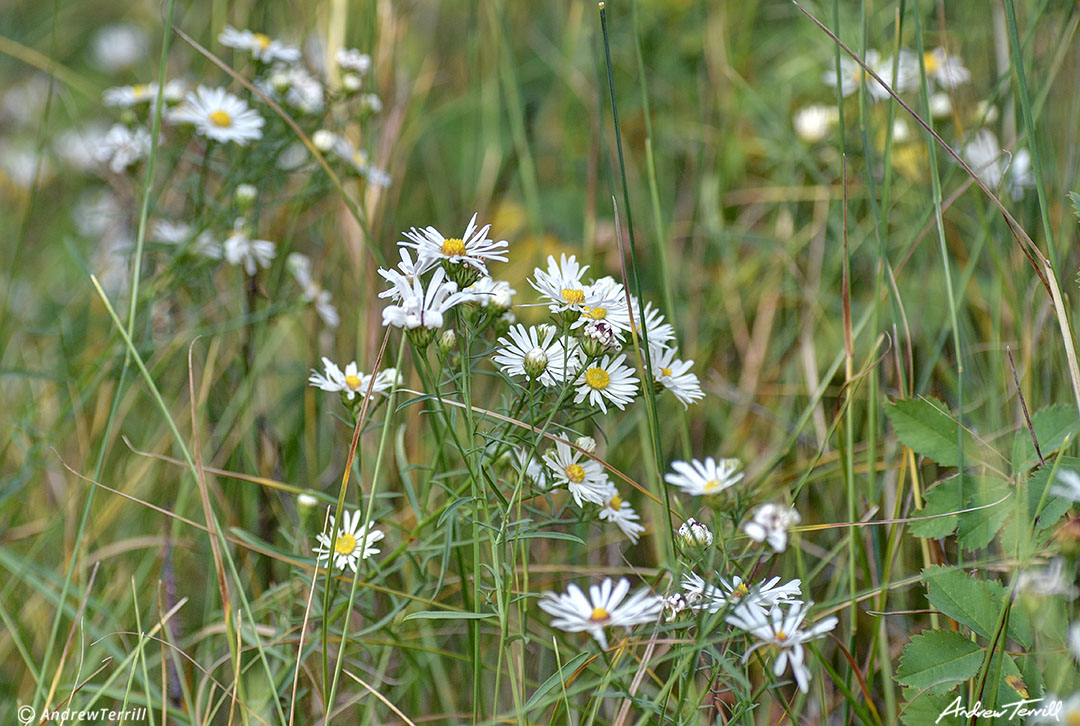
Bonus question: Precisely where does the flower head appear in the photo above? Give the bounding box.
[677,517,713,547]
[664,457,743,496]
[492,324,583,387]
[313,509,385,573]
[168,86,265,145]
[544,440,613,507]
[726,600,838,693]
[219,26,301,63]
[223,218,276,275]
[308,357,399,400]
[400,213,508,282]
[573,353,639,413]
[336,48,372,74]
[598,492,646,543]
[743,503,801,553]
[380,266,466,330]
[650,344,704,408]
[538,577,664,650]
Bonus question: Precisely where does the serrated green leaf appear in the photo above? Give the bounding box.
[1069,191,1080,222]
[901,689,957,726]
[886,396,980,467]
[923,566,1030,647]
[896,629,982,694]
[1012,405,1080,471]
[1000,461,1075,555]
[910,477,963,538]
[957,478,1012,551]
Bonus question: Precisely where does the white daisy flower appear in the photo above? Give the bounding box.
[1069,622,1080,662]
[313,509,384,573]
[677,517,713,546]
[377,249,439,301]
[726,600,839,693]
[380,266,466,330]
[193,230,223,260]
[529,254,618,316]
[336,48,372,74]
[923,47,970,89]
[259,64,324,114]
[223,218,276,275]
[633,299,676,348]
[219,26,301,63]
[823,50,891,99]
[598,492,645,544]
[573,353,639,413]
[1052,470,1080,502]
[360,93,383,113]
[1007,148,1034,201]
[544,440,613,507]
[287,252,316,291]
[460,277,516,310]
[399,213,509,279]
[649,344,704,408]
[513,448,548,489]
[168,86,265,145]
[962,129,1007,191]
[95,124,151,173]
[1017,558,1079,600]
[537,577,664,650]
[152,220,193,245]
[743,503,801,553]
[91,23,148,72]
[492,324,583,387]
[664,457,743,496]
[102,80,186,108]
[684,572,802,616]
[310,289,340,328]
[570,277,632,339]
[308,357,399,400]
[793,104,838,144]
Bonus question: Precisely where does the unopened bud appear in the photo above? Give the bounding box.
[523,347,549,379]
[575,436,597,454]
[438,328,457,356]
[235,183,257,210]
[342,72,363,93]
[312,129,336,152]
[677,517,714,547]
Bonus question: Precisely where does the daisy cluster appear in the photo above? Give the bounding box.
[793,43,1033,199]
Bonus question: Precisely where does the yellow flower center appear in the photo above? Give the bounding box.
[440,237,467,257]
[560,288,585,305]
[589,607,610,622]
[733,583,749,598]
[133,84,150,97]
[209,109,232,127]
[253,33,272,49]
[703,478,722,493]
[583,306,607,320]
[775,630,788,641]
[660,367,673,377]
[923,51,939,74]
[564,464,586,483]
[609,494,623,510]
[584,367,610,390]
[334,533,357,556]
[345,374,363,390]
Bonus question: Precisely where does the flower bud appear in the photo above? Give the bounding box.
[677,517,714,547]
[523,347,549,380]
[342,72,363,93]
[297,492,319,509]
[574,436,597,454]
[437,328,458,356]
[581,320,617,357]
[235,183,257,210]
[270,71,291,95]
[312,129,336,152]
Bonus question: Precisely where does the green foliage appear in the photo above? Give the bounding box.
[895,629,982,694]
[885,396,984,467]
[923,565,1030,647]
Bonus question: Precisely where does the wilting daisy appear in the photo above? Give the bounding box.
[400,213,508,282]
[336,48,372,75]
[219,26,301,63]
[598,492,645,544]
[492,324,583,387]
[677,517,713,546]
[544,440,613,507]
[664,457,743,496]
[380,266,466,331]
[308,357,398,400]
[538,577,664,650]
[223,218,276,275]
[313,509,384,573]
[168,86,265,145]
[726,600,839,693]
[192,231,223,260]
[743,503,801,553]
[649,344,704,408]
[95,124,151,173]
[574,353,639,413]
